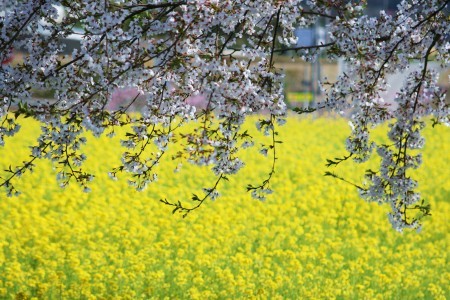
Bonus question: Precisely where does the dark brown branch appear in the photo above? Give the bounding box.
[269,7,282,69]
[412,0,449,30]
[120,1,187,24]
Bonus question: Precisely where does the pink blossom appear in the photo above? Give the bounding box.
[107,87,144,111]
[185,94,208,110]
[1,47,14,65]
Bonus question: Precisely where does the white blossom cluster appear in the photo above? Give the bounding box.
[323,0,449,231]
[0,0,448,229]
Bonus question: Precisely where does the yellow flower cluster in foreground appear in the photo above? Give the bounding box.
[0,116,449,299]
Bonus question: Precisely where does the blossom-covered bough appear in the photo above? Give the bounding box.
[0,0,448,231]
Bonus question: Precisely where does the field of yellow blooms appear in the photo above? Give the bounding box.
[0,115,449,299]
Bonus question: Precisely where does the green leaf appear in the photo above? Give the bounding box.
[293,107,316,114]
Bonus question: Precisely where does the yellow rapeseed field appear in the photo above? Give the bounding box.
[0,116,449,299]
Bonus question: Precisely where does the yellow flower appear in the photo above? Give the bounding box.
[0,116,448,298]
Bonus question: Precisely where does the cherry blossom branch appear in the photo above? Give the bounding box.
[160,173,224,218]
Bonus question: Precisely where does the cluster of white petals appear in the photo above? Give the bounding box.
[0,0,448,229]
